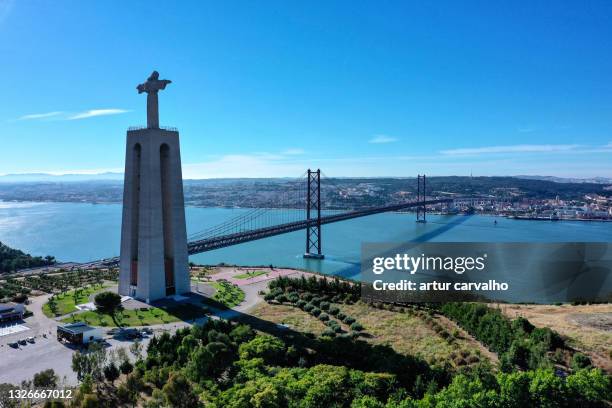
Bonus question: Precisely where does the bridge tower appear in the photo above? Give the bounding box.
[416,174,427,223]
[118,71,190,303]
[304,169,324,259]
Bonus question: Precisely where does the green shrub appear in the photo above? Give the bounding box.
[296,299,307,308]
[571,353,592,370]
[321,328,336,338]
[319,313,329,321]
[320,301,330,310]
[350,322,364,331]
[344,316,356,325]
[329,306,339,315]
[311,307,321,317]
[303,303,314,312]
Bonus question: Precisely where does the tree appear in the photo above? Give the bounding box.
[104,362,120,384]
[94,291,122,315]
[162,373,200,408]
[71,351,90,382]
[566,368,612,405]
[0,383,19,408]
[129,341,143,360]
[497,371,532,408]
[120,360,134,375]
[528,369,567,407]
[33,369,58,388]
[238,335,286,365]
[71,343,107,382]
[81,394,100,408]
[350,396,384,408]
[571,353,592,370]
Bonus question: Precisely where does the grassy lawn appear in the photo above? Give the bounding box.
[42,284,109,317]
[61,303,209,327]
[233,270,268,280]
[209,280,245,307]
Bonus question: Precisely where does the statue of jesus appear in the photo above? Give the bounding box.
[137,71,171,129]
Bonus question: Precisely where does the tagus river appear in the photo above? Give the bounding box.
[1,201,610,281]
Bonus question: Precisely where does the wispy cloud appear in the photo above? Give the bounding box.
[369,134,398,144]
[18,111,64,120]
[15,108,130,121]
[440,144,581,156]
[68,109,129,120]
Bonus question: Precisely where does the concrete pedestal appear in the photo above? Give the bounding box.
[118,128,190,303]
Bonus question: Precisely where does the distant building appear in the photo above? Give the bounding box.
[57,322,103,345]
[0,303,25,323]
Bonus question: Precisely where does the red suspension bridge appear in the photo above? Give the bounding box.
[87,171,469,268]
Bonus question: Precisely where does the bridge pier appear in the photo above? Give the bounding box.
[304,169,324,259]
[416,174,427,223]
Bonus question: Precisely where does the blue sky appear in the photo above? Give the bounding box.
[1,0,611,178]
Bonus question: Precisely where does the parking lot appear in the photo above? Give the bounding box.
[0,294,155,386]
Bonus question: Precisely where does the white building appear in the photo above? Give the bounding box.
[57,322,104,345]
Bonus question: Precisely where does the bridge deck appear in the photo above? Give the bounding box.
[187,198,450,254]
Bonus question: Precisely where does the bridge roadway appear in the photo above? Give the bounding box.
[187,198,451,254]
[84,198,451,268]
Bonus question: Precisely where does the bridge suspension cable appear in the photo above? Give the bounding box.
[186,171,309,242]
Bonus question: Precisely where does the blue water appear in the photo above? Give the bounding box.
[0,201,610,280]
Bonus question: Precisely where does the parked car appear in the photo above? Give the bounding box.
[26,337,35,343]
[18,339,27,345]
[8,342,18,348]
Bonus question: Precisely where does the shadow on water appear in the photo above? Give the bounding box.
[410,215,473,243]
[330,215,474,279]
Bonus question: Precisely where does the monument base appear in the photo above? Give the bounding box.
[118,127,190,303]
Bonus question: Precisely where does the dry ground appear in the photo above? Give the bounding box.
[250,300,494,368]
[340,303,494,366]
[248,302,329,335]
[496,303,612,371]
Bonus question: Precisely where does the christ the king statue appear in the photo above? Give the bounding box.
[137,71,172,129]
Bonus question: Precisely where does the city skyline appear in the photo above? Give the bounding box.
[1,1,612,178]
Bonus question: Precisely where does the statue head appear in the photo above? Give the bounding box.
[148,71,160,81]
